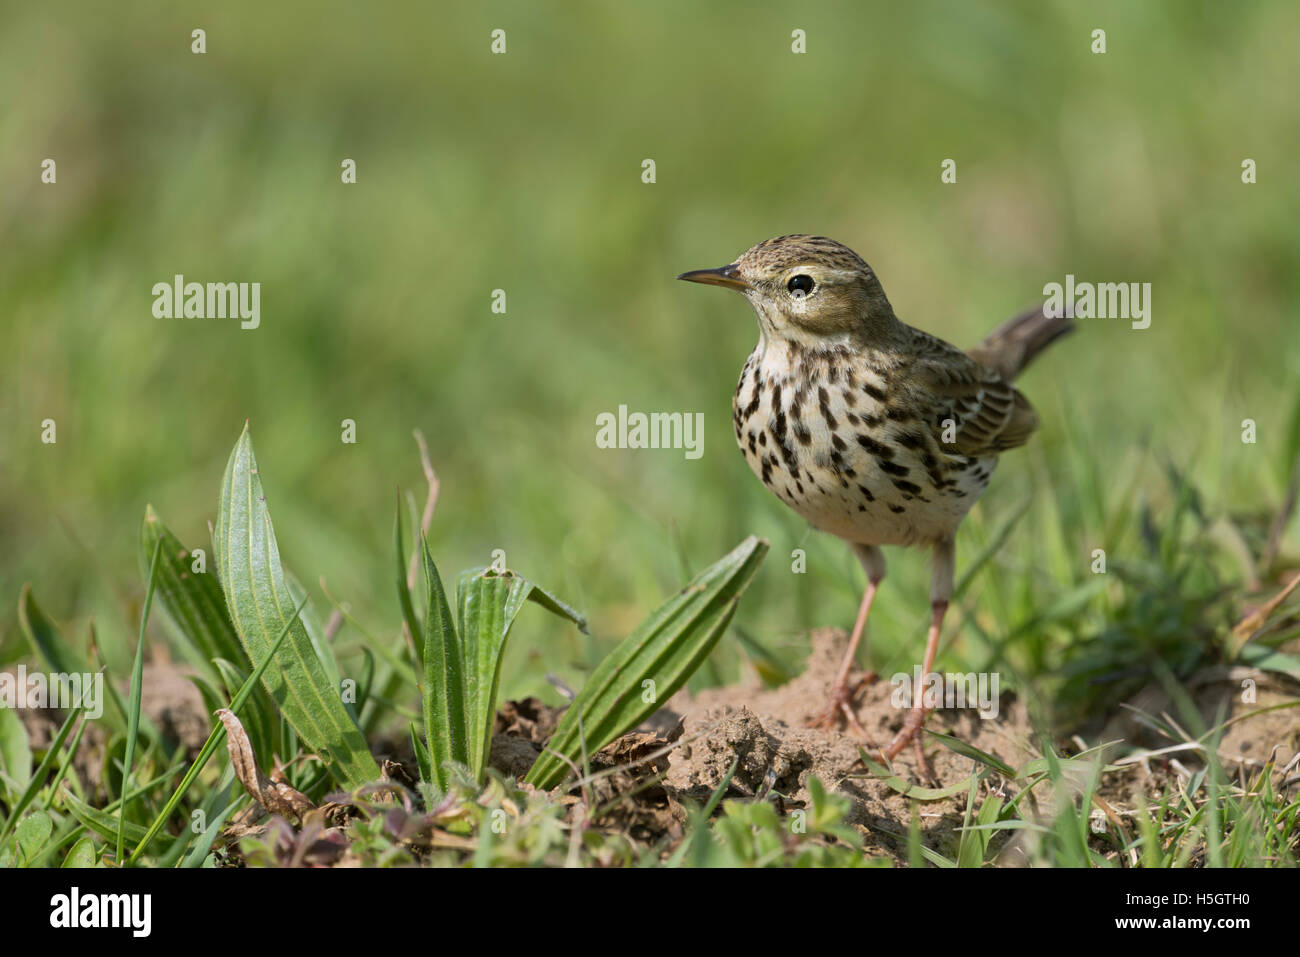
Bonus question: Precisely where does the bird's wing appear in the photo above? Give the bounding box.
[907,330,1039,457]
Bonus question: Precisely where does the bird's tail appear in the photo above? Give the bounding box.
[967,305,1074,381]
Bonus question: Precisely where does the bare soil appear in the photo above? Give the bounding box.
[489,628,1300,865]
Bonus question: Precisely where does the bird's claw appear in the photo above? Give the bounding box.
[807,671,877,739]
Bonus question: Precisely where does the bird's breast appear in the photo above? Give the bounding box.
[732,345,993,547]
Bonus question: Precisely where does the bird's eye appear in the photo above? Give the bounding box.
[787,274,815,298]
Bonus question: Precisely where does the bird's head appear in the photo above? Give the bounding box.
[677,235,897,346]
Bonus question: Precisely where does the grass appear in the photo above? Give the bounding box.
[1,1,1298,866]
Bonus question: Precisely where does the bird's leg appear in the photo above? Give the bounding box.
[810,545,884,736]
[880,539,954,781]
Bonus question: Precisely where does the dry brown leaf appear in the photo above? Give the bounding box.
[216,708,317,824]
[1231,571,1300,655]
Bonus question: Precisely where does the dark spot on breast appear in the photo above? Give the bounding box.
[892,478,922,496]
[878,459,910,477]
[863,381,887,402]
[856,434,893,459]
[857,484,875,502]
[888,503,906,514]
[831,433,846,451]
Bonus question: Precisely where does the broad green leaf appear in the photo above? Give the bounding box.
[64,791,150,847]
[143,506,283,743]
[286,568,340,687]
[456,565,587,784]
[213,424,378,789]
[17,586,130,733]
[62,836,98,868]
[14,810,52,865]
[0,705,32,795]
[141,506,245,675]
[129,596,303,864]
[526,536,767,790]
[420,541,466,792]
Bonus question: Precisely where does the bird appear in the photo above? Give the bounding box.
[678,235,1072,774]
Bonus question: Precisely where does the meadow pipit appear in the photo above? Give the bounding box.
[679,235,1072,773]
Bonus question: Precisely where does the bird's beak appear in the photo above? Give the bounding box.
[676,263,751,291]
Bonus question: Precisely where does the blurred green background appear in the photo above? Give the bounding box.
[2,1,1297,719]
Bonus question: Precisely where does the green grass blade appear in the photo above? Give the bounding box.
[0,700,85,846]
[525,536,767,790]
[409,723,432,784]
[925,730,1016,777]
[116,535,162,866]
[181,795,241,868]
[857,748,984,800]
[213,423,378,788]
[395,504,423,670]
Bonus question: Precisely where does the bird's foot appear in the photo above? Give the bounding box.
[807,670,877,738]
[875,705,936,785]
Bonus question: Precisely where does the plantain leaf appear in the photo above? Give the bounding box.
[456,565,587,784]
[525,536,767,790]
[420,540,466,792]
[17,586,132,734]
[286,568,339,687]
[141,506,244,678]
[0,705,31,796]
[63,791,150,847]
[62,836,98,868]
[213,423,378,789]
[14,810,53,865]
